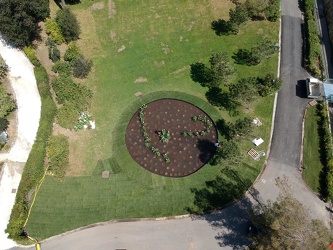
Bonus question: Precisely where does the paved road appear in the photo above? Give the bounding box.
[7,0,332,249]
[253,0,329,224]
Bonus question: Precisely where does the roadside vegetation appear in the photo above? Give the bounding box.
[6,0,279,240]
[303,0,323,78]
[0,55,15,149]
[248,177,333,249]
[303,103,333,201]
[5,51,57,240]
[303,105,324,192]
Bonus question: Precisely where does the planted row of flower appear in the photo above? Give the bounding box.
[138,104,170,163]
[182,115,213,137]
[151,147,170,163]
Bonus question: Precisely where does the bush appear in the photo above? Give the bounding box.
[48,46,61,62]
[0,55,9,80]
[45,18,65,45]
[23,46,40,67]
[52,61,71,76]
[0,117,9,132]
[56,102,80,129]
[46,135,69,178]
[0,86,16,118]
[51,76,92,108]
[264,0,280,22]
[73,55,93,78]
[55,7,81,42]
[64,41,80,63]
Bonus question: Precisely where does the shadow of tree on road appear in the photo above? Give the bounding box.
[186,168,263,249]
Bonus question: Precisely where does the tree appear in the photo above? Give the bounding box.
[191,52,234,88]
[73,54,93,78]
[232,49,261,66]
[244,0,269,19]
[209,52,234,86]
[254,38,276,58]
[211,19,238,36]
[257,73,282,96]
[209,139,240,165]
[233,117,252,136]
[229,4,248,26]
[205,87,240,114]
[0,86,16,118]
[0,0,49,47]
[55,7,80,42]
[249,192,333,249]
[229,77,258,103]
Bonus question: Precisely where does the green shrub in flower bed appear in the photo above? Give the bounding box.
[182,115,213,137]
[138,104,170,163]
[158,129,171,143]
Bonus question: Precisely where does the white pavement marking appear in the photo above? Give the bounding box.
[0,38,41,250]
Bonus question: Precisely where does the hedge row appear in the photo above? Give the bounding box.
[6,54,57,240]
[304,0,322,77]
[316,103,333,200]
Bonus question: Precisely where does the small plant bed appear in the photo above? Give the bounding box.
[126,99,218,177]
[182,115,213,137]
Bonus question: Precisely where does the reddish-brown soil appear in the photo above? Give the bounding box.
[125,99,218,177]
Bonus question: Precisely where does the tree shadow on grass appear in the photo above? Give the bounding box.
[187,168,253,213]
[186,168,262,249]
[205,87,239,116]
[215,118,232,140]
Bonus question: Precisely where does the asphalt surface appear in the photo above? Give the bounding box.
[253,0,329,223]
[7,0,333,249]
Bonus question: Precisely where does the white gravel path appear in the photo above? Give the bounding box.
[0,39,41,250]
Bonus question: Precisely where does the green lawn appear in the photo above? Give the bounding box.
[26,0,279,239]
[303,105,324,193]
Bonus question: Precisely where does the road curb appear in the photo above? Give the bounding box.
[33,214,192,246]
[251,15,282,188]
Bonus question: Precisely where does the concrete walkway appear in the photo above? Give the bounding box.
[0,39,41,250]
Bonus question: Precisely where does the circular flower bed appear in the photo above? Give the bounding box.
[125,99,218,177]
